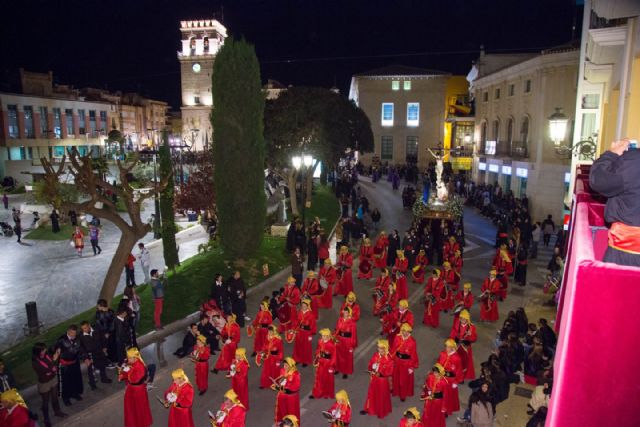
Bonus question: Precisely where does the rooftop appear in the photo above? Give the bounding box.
[354,64,450,78]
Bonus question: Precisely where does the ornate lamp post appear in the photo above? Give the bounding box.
[291,153,314,227]
[548,107,596,159]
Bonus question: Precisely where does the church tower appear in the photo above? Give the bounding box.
[177,19,227,150]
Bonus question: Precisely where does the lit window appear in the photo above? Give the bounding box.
[381,103,394,126]
[24,106,35,138]
[485,141,497,155]
[524,79,531,93]
[407,103,419,127]
[7,105,19,138]
[39,107,48,135]
[381,136,393,159]
[392,81,400,91]
[403,81,411,90]
[78,109,86,134]
[53,108,62,138]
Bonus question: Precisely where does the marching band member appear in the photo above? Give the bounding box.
[411,249,428,284]
[372,268,391,316]
[249,301,272,357]
[278,277,301,333]
[443,236,460,260]
[326,389,352,426]
[358,238,374,279]
[423,269,444,327]
[279,415,299,427]
[383,299,414,344]
[421,364,448,427]
[360,339,394,419]
[391,323,418,402]
[437,339,463,415]
[291,299,317,366]
[449,249,463,275]
[191,334,211,395]
[493,244,513,300]
[210,389,246,427]
[318,258,336,309]
[272,358,301,425]
[449,309,477,380]
[398,407,424,427]
[453,283,474,320]
[341,291,360,345]
[0,389,30,427]
[259,326,283,389]
[393,249,408,275]
[334,307,356,379]
[164,369,195,427]
[479,269,501,322]
[227,348,249,409]
[213,314,241,374]
[373,231,389,269]
[441,261,457,311]
[394,268,409,301]
[310,329,337,399]
[301,271,321,319]
[118,347,152,427]
[335,246,354,296]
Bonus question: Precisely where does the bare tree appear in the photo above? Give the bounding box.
[41,150,167,304]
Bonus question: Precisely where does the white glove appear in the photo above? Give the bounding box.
[166,392,177,403]
[122,366,131,372]
[452,383,458,389]
[372,363,379,371]
[225,339,231,345]
[328,369,334,374]
[308,336,313,341]
[408,368,414,374]
[349,349,353,353]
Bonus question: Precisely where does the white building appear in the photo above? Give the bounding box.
[468,47,579,223]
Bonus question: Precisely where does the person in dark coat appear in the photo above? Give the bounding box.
[306,233,318,271]
[113,308,132,364]
[174,323,199,358]
[94,299,116,364]
[387,229,400,267]
[0,359,16,393]
[228,271,248,327]
[68,210,78,227]
[197,314,219,353]
[211,273,231,315]
[50,209,61,233]
[55,325,85,406]
[514,246,529,286]
[78,321,112,388]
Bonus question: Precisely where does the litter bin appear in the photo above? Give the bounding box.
[25,301,41,335]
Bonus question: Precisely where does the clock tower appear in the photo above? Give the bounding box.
[178,19,227,150]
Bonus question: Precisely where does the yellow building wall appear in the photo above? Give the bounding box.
[600,89,619,154]
[623,57,640,141]
[443,76,470,161]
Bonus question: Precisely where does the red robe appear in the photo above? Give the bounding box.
[412,253,429,284]
[279,285,301,332]
[119,359,153,427]
[423,277,444,327]
[384,308,414,344]
[191,344,210,392]
[251,310,273,354]
[216,403,246,427]
[394,273,408,301]
[336,253,354,296]
[334,317,356,375]
[449,321,478,380]
[215,322,241,371]
[454,290,474,311]
[274,369,300,424]
[358,245,375,279]
[312,339,336,398]
[340,301,360,345]
[165,382,195,427]
[437,350,464,415]
[393,257,408,275]
[230,358,249,410]
[363,352,394,419]
[449,254,463,275]
[292,309,317,365]
[260,336,283,389]
[493,253,513,299]
[421,372,448,427]
[443,241,460,259]
[441,268,457,310]
[328,402,352,426]
[399,419,425,427]
[391,335,419,400]
[318,265,336,308]
[301,277,321,318]
[0,405,30,427]
[373,275,391,316]
[374,236,389,269]
[479,278,501,322]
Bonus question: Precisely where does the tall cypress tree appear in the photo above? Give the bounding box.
[159,131,179,269]
[211,38,266,257]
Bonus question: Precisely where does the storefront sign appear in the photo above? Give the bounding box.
[488,164,500,173]
[450,157,472,170]
[478,162,486,171]
[502,166,512,175]
[516,167,528,178]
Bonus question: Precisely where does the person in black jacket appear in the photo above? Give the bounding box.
[94,299,116,364]
[211,273,231,315]
[32,343,67,426]
[113,308,132,365]
[228,271,248,327]
[387,229,400,267]
[79,321,112,388]
[0,359,15,393]
[537,319,557,352]
[174,324,200,358]
[197,315,218,353]
[55,325,86,406]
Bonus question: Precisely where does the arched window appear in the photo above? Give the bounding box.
[520,116,529,157]
[189,37,196,55]
[492,119,500,143]
[506,117,514,155]
[203,36,210,52]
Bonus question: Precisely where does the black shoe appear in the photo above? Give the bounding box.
[71,394,83,401]
[199,390,206,396]
[63,399,72,407]
[342,374,348,379]
[251,352,257,357]
[302,364,308,367]
[400,398,405,402]
[360,410,367,415]
[211,369,218,374]
[309,395,315,399]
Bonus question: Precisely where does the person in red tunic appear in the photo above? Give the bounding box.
[398,407,424,427]
[335,246,354,296]
[272,357,301,425]
[383,299,414,343]
[292,299,317,366]
[341,291,361,345]
[0,389,32,427]
[449,309,478,380]
[393,250,408,275]
[372,268,392,316]
[437,339,463,415]
[412,249,429,284]
[493,245,513,300]
[227,348,249,410]
[391,323,419,401]
[449,249,463,275]
[334,307,356,379]
[358,238,375,279]
[326,389,352,426]
[211,389,246,427]
[301,271,321,319]
[394,269,409,301]
[214,315,241,373]
[441,261,457,311]
[443,236,460,260]
[118,347,152,427]
[318,259,336,309]
[423,269,444,327]
[479,270,501,322]
[421,364,448,427]
[310,328,336,399]
[280,415,299,427]
[453,282,474,319]
[360,339,394,419]
[374,231,389,269]
[259,326,284,389]
[191,334,211,395]
[164,368,195,427]
[250,301,272,357]
[279,277,301,333]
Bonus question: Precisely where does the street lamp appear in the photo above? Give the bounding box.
[548,108,569,146]
[292,153,314,228]
[463,133,472,144]
[547,108,597,160]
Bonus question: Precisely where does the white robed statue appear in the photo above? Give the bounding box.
[427,148,449,206]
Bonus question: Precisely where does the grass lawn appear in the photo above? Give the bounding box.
[25,224,88,241]
[3,186,338,388]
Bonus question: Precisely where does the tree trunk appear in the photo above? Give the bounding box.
[98,227,139,305]
[305,160,318,207]
[288,170,299,216]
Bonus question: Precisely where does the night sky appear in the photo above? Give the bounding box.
[0,0,580,109]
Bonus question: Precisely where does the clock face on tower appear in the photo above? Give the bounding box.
[192,63,201,73]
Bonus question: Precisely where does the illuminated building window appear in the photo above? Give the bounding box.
[24,106,35,138]
[391,81,400,90]
[7,105,19,138]
[65,109,74,136]
[403,81,411,90]
[53,108,62,138]
[78,109,86,134]
[407,103,419,127]
[381,103,394,126]
[39,106,48,135]
[381,136,393,160]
